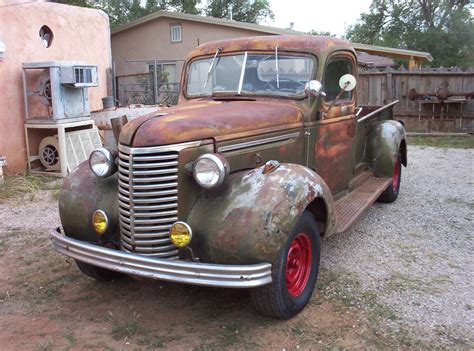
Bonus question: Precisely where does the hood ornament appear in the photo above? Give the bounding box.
[262,160,280,174]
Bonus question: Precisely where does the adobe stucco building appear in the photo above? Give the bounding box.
[0,1,111,172]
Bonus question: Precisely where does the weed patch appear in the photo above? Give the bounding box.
[0,174,61,203]
[111,319,142,340]
[35,339,53,351]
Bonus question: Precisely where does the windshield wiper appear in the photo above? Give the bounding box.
[275,44,280,89]
[203,48,222,89]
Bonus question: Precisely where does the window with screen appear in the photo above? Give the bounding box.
[324,59,353,102]
[170,25,182,43]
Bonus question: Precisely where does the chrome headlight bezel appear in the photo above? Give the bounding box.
[89,148,117,178]
[192,153,229,189]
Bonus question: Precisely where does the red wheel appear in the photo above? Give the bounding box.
[392,158,400,192]
[377,154,402,203]
[250,211,321,319]
[286,233,312,297]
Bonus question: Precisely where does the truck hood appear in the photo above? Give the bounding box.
[119,99,304,147]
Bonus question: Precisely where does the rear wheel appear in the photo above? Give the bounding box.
[75,260,123,281]
[250,211,321,319]
[377,154,402,203]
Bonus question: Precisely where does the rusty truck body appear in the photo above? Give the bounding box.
[51,35,407,319]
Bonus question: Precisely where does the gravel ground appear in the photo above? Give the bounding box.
[322,145,474,347]
[1,145,472,348]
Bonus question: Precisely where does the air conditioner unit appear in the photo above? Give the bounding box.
[22,61,98,122]
[60,66,98,88]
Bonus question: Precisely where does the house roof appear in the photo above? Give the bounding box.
[111,10,301,36]
[112,11,433,63]
[357,53,395,67]
[352,42,433,62]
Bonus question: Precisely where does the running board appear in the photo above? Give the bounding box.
[334,175,392,234]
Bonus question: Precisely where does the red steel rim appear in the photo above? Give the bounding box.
[392,158,400,192]
[285,233,312,297]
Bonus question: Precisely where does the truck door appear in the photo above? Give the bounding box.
[314,53,357,195]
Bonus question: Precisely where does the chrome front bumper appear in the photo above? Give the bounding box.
[50,229,272,288]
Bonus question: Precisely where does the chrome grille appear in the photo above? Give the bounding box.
[118,144,182,258]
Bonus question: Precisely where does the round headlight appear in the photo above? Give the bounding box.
[193,154,228,189]
[89,148,117,178]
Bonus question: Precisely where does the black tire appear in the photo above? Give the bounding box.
[250,210,321,319]
[377,154,402,204]
[75,260,123,281]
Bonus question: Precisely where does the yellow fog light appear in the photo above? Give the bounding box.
[92,210,108,235]
[169,221,193,248]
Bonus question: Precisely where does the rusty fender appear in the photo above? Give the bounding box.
[59,161,119,244]
[187,163,335,265]
[367,120,407,178]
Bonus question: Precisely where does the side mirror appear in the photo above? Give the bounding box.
[305,80,326,97]
[338,74,357,91]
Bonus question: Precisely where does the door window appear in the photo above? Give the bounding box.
[324,59,353,102]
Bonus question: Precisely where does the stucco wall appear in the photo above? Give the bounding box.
[111,17,274,78]
[0,2,111,172]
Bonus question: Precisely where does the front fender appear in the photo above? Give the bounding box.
[187,163,335,265]
[367,120,407,178]
[59,161,119,244]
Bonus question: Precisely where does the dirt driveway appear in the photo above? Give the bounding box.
[0,145,472,350]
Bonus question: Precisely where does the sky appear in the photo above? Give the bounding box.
[266,0,373,37]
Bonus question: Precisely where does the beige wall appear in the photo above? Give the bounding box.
[0,2,111,172]
[111,17,274,79]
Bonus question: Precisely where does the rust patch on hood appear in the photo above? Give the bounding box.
[121,99,304,147]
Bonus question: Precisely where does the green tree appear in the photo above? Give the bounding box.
[346,0,474,68]
[54,0,274,27]
[308,30,336,37]
[205,0,274,24]
[54,0,201,27]
[98,0,171,27]
[169,0,202,15]
[51,0,94,7]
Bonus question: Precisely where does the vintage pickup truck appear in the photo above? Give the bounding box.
[51,35,407,319]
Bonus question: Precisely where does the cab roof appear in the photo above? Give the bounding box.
[186,35,356,60]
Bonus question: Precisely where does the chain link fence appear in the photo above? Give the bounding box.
[116,73,180,106]
[115,59,184,106]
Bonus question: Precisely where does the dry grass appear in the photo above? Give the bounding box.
[0,174,61,203]
[408,135,474,149]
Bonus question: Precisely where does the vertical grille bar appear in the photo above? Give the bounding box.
[127,153,135,246]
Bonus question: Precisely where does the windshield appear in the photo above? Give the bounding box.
[186,53,315,98]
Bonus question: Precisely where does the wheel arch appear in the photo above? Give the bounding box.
[59,161,119,244]
[367,120,407,177]
[186,163,336,265]
[306,197,329,238]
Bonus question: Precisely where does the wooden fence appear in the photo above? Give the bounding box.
[357,68,474,132]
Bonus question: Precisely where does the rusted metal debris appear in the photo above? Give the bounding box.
[408,87,474,101]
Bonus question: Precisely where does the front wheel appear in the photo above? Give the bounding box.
[377,154,402,203]
[75,260,124,281]
[250,210,321,319]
